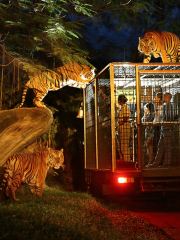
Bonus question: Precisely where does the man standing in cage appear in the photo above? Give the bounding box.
[142,103,155,167]
[149,92,163,167]
[117,94,131,162]
[150,92,173,167]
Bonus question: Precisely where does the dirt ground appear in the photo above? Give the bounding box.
[108,192,180,240]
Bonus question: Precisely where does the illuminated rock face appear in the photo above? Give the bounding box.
[0,108,53,167]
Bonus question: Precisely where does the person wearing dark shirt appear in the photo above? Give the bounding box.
[150,92,173,167]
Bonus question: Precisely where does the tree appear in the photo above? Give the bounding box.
[0,0,96,71]
[0,0,157,109]
[0,0,159,71]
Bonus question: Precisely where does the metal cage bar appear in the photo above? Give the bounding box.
[136,65,142,170]
[84,63,180,173]
[110,63,116,172]
[95,76,98,169]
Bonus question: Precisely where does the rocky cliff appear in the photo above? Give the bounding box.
[0,108,53,167]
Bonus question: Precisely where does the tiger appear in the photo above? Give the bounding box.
[18,62,95,108]
[138,31,180,63]
[0,148,64,201]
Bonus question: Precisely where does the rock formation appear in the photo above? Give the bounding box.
[0,108,53,167]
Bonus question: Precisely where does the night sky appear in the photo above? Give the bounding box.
[79,6,180,71]
[82,18,140,70]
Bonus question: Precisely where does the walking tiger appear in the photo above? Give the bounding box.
[138,31,180,63]
[0,148,64,201]
[18,62,95,108]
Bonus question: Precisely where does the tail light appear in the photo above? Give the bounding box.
[118,177,127,183]
[118,177,134,184]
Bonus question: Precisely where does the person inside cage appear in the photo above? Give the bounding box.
[153,92,164,123]
[147,92,163,167]
[163,93,174,165]
[149,92,173,167]
[142,103,155,167]
[117,94,131,162]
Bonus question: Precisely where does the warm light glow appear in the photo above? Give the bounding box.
[118,177,127,183]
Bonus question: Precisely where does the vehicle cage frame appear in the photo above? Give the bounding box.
[83,63,180,194]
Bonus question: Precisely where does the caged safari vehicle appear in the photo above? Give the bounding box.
[83,62,180,197]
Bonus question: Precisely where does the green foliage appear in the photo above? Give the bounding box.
[1,0,173,73]
[0,0,96,70]
[73,0,96,16]
[0,0,178,76]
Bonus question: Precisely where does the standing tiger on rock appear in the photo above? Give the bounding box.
[138,31,180,63]
[18,62,95,108]
[0,148,64,201]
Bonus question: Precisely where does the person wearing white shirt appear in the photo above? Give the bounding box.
[117,94,131,162]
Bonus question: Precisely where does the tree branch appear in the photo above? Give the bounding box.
[120,0,132,6]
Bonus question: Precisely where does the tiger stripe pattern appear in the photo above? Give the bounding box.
[0,148,64,201]
[18,62,95,108]
[138,31,180,63]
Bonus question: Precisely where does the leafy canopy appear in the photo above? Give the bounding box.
[0,0,96,70]
[0,0,155,71]
[2,0,179,71]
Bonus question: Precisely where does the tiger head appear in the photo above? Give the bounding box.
[47,148,65,170]
[138,35,156,56]
[80,65,95,82]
